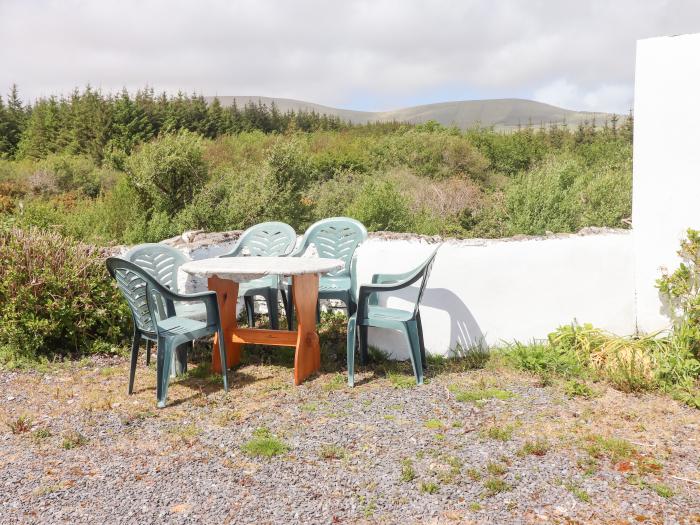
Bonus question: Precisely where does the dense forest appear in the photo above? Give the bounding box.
[0,85,633,244]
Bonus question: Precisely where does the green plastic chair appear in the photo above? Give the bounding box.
[282,217,367,324]
[106,257,228,408]
[346,247,440,387]
[220,222,297,329]
[124,243,203,367]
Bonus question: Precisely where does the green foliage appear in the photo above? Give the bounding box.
[657,228,700,355]
[346,179,413,232]
[0,227,129,364]
[126,130,208,217]
[241,427,289,458]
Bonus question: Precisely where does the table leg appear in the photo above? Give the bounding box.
[208,276,242,374]
[292,273,321,385]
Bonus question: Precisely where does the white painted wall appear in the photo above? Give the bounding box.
[633,33,700,332]
[353,233,635,358]
[175,231,636,358]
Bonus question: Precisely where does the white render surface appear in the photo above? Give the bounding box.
[352,233,636,359]
[633,33,700,332]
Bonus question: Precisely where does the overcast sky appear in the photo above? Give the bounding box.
[1,0,698,113]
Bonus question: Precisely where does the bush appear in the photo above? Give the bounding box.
[504,153,631,235]
[346,179,413,232]
[0,227,129,363]
[126,130,208,217]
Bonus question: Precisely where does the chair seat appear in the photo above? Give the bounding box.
[174,301,208,321]
[156,316,207,337]
[239,275,278,295]
[365,305,414,323]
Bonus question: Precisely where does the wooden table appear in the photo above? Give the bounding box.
[180,256,344,385]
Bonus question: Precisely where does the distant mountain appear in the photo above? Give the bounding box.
[207,96,614,130]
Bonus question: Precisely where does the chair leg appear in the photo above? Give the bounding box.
[280,289,292,330]
[128,331,140,395]
[145,340,152,366]
[416,312,427,371]
[217,328,229,392]
[346,316,357,386]
[286,287,295,327]
[266,289,279,330]
[244,296,255,327]
[316,300,321,324]
[405,321,424,385]
[156,337,173,408]
[358,325,369,365]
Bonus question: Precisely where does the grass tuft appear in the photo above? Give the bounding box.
[242,427,289,458]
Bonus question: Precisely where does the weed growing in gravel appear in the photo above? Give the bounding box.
[32,428,51,441]
[483,477,511,496]
[481,424,514,442]
[468,502,483,512]
[168,423,201,444]
[435,456,462,484]
[420,482,440,494]
[7,415,32,434]
[387,371,417,389]
[424,418,444,430]
[383,414,396,421]
[357,495,377,518]
[564,380,595,398]
[400,459,416,482]
[649,483,674,498]
[300,402,318,413]
[319,444,347,460]
[242,427,289,458]
[519,438,550,456]
[323,373,346,391]
[61,430,87,449]
[584,435,635,463]
[565,482,591,502]
[466,468,482,481]
[486,462,507,476]
[450,385,514,403]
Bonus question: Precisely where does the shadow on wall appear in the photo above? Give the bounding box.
[370,285,485,359]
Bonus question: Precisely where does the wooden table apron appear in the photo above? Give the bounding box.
[209,273,321,385]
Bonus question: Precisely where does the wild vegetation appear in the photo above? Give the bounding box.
[0,85,632,244]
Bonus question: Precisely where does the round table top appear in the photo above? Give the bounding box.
[180,256,345,282]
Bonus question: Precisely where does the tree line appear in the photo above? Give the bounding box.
[0,85,350,162]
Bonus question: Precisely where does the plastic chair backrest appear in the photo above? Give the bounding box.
[124,243,189,291]
[297,217,367,278]
[106,257,160,335]
[221,221,297,258]
[413,248,439,317]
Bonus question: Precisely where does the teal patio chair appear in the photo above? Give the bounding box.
[282,217,367,325]
[106,257,228,408]
[220,221,297,330]
[346,247,440,387]
[124,243,203,367]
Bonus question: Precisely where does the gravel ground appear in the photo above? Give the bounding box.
[1,354,699,524]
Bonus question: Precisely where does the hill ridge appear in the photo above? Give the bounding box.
[206,95,614,130]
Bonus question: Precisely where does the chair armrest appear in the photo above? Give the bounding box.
[371,269,416,285]
[219,240,245,258]
[147,278,221,327]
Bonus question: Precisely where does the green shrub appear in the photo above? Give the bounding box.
[126,130,208,217]
[0,227,129,364]
[504,153,631,235]
[346,179,413,232]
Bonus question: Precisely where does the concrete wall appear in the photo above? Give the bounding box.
[174,230,636,358]
[633,33,700,332]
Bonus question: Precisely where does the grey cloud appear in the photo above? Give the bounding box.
[0,0,698,112]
